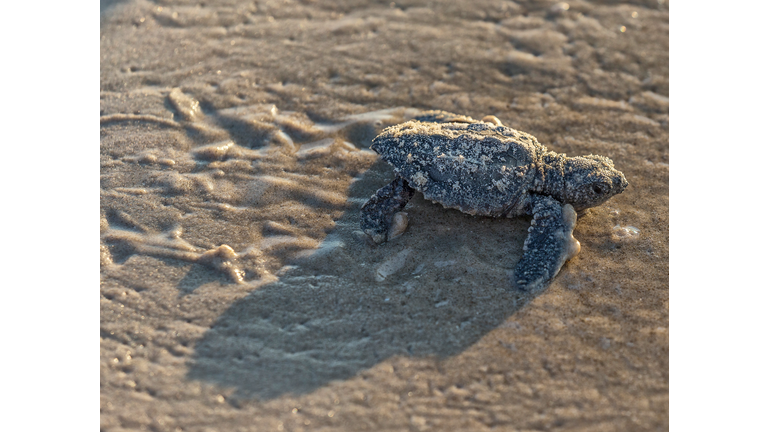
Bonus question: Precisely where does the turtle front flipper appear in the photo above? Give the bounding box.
[361,177,415,244]
[513,195,581,292]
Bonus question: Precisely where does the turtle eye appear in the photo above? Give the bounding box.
[592,185,604,195]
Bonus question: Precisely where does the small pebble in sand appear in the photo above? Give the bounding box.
[387,212,409,240]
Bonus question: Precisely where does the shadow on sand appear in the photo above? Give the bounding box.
[186,155,542,401]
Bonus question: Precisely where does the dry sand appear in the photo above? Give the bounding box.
[100,1,669,430]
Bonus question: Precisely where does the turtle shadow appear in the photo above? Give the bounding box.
[186,159,542,401]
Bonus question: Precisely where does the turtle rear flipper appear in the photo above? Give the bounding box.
[361,177,415,244]
[513,195,581,292]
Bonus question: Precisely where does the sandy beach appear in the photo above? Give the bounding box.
[100,0,669,430]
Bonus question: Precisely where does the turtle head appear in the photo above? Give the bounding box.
[562,155,628,211]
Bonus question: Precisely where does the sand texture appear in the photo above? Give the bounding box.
[100,1,669,431]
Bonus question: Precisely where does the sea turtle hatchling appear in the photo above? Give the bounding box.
[360,111,628,291]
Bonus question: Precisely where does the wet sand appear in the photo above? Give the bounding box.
[100,1,668,430]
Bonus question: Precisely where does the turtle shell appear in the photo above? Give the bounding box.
[371,120,545,217]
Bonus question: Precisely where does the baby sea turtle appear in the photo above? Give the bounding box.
[360,111,628,291]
